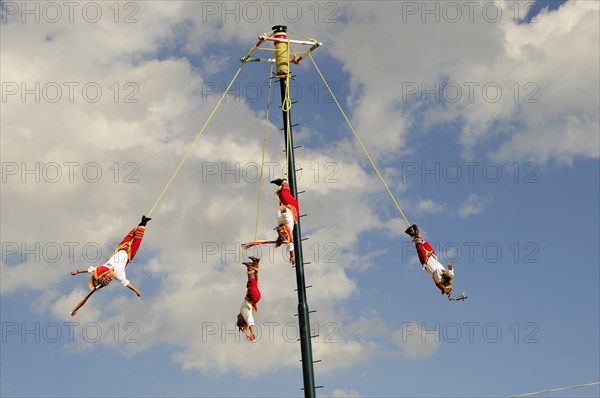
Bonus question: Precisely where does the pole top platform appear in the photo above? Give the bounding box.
[241,27,321,65]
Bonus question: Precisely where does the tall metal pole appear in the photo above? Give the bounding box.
[272,25,316,398]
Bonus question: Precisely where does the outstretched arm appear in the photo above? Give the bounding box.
[70,286,100,316]
[71,268,89,276]
[126,282,142,297]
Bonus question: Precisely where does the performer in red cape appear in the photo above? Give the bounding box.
[71,215,151,298]
[271,178,297,265]
[237,256,262,341]
[405,224,454,297]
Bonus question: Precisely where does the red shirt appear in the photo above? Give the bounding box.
[415,241,435,266]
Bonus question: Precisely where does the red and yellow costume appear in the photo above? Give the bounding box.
[275,181,298,249]
[415,239,435,266]
[275,181,299,222]
[414,237,454,284]
[88,226,146,290]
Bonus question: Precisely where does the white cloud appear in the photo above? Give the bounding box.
[1,260,64,294]
[414,199,446,216]
[458,193,492,218]
[342,312,391,340]
[380,217,408,238]
[319,1,599,164]
[340,249,389,272]
[331,389,363,398]
[459,0,600,163]
[393,321,441,359]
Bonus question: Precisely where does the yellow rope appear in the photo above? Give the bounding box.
[286,29,316,43]
[285,104,292,180]
[308,53,411,227]
[281,40,292,112]
[253,63,274,255]
[147,65,244,217]
[282,40,293,178]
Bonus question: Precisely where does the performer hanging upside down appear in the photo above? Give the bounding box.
[237,256,262,341]
[405,224,454,297]
[271,178,297,265]
[239,179,298,264]
[71,215,151,298]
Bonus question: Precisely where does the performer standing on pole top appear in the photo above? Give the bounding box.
[69,215,151,315]
[405,224,455,297]
[237,256,262,342]
[271,178,298,265]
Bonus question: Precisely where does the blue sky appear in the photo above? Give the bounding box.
[1,1,599,397]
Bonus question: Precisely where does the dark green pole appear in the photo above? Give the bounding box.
[273,25,316,398]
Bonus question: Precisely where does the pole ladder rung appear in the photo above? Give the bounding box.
[294,310,316,316]
[294,285,313,291]
[282,145,302,151]
[301,237,309,241]
[297,190,305,194]
[297,334,319,341]
[299,359,322,363]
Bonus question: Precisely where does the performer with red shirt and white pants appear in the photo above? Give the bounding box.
[405,224,454,297]
[237,256,262,341]
[71,215,151,298]
[271,178,298,265]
